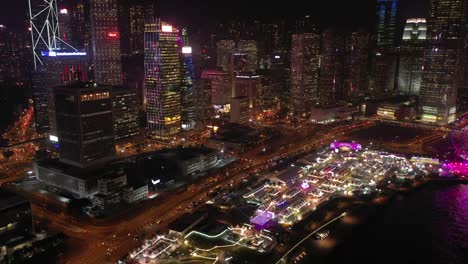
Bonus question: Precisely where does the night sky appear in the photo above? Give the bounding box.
[1,0,429,33]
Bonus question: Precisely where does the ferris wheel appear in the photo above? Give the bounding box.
[451,114,468,161]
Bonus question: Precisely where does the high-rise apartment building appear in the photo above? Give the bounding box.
[398,18,427,96]
[88,0,122,85]
[54,82,115,167]
[419,0,467,125]
[290,33,321,115]
[144,19,182,139]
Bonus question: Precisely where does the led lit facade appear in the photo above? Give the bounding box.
[89,0,122,85]
[420,0,467,125]
[398,18,427,96]
[144,18,182,139]
[290,33,321,115]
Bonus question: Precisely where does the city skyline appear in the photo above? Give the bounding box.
[0,0,467,264]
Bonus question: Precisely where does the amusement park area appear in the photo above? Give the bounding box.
[123,141,442,264]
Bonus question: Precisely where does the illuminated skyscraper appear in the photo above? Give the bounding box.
[120,0,155,55]
[290,33,321,115]
[58,8,72,44]
[343,31,370,99]
[111,86,139,140]
[144,19,181,139]
[201,70,230,106]
[54,82,115,167]
[318,29,345,106]
[371,0,398,98]
[230,96,249,125]
[419,0,467,125]
[71,0,88,49]
[181,46,196,130]
[237,40,258,72]
[88,0,122,85]
[398,18,427,96]
[375,0,398,50]
[32,51,89,134]
[235,72,261,109]
[216,40,236,71]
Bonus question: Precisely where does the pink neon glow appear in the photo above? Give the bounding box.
[330,141,362,151]
[441,162,468,176]
[251,211,275,228]
[108,32,117,37]
[60,9,68,14]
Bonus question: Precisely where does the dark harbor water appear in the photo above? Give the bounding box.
[305,183,468,264]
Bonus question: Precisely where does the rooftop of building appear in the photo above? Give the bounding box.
[55,81,112,92]
[36,158,124,181]
[143,147,217,162]
[0,189,29,211]
[169,211,208,233]
[210,124,258,143]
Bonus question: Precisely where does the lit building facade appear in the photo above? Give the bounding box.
[371,0,398,98]
[235,72,261,109]
[230,96,249,125]
[58,8,72,44]
[111,86,139,141]
[54,82,115,167]
[216,40,236,71]
[343,31,370,100]
[419,0,467,125]
[181,46,196,130]
[319,29,345,106]
[32,51,89,134]
[375,0,398,50]
[201,70,231,106]
[144,19,182,139]
[88,0,122,85]
[290,33,321,115]
[398,18,427,96]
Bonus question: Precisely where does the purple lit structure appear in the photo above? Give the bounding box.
[330,141,362,151]
[251,211,275,229]
[301,180,310,189]
[440,162,468,177]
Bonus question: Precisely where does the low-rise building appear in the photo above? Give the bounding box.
[123,183,148,203]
